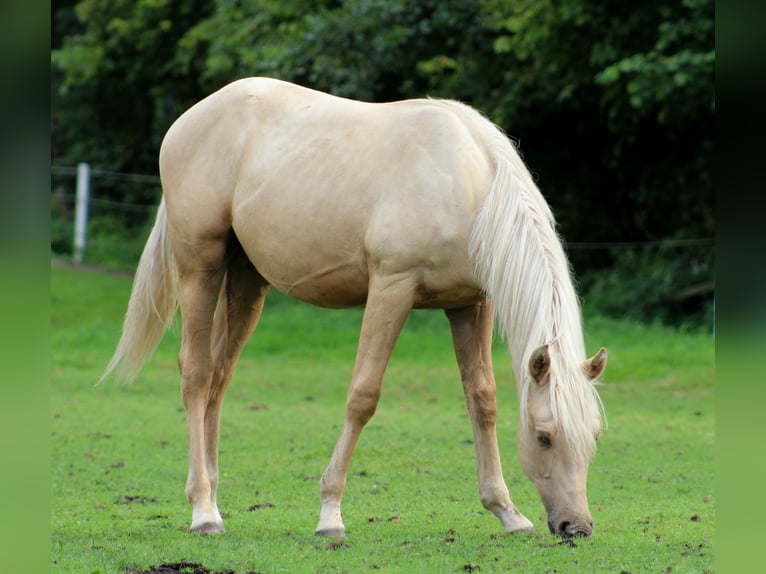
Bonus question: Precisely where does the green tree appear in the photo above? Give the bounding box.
[480,0,714,236]
[52,0,714,324]
[473,0,714,324]
[171,0,485,101]
[52,0,214,179]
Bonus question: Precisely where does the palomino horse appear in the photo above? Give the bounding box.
[102,77,607,539]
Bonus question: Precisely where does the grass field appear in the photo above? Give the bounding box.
[51,264,714,573]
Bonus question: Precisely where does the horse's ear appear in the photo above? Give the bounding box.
[528,345,551,384]
[584,347,608,380]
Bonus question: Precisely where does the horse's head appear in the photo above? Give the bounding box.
[517,344,607,538]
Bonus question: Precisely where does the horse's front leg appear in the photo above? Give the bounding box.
[445,302,535,534]
[315,274,414,537]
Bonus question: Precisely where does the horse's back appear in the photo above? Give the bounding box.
[160,78,493,308]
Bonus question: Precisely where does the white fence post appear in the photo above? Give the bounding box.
[74,162,90,264]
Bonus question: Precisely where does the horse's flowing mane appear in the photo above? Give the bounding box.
[438,100,604,460]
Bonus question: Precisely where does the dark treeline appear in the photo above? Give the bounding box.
[51,0,714,327]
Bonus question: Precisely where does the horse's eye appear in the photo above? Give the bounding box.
[537,432,551,448]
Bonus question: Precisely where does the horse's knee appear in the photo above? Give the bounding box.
[346,387,380,425]
[467,379,497,427]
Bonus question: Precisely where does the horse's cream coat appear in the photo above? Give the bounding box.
[103,78,607,539]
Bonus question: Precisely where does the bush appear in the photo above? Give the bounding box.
[51,209,155,271]
[83,214,154,269]
[51,198,714,330]
[51,186,75,256]
[582,240,714,329]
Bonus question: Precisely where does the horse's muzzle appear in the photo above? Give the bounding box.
[548,518,594,538]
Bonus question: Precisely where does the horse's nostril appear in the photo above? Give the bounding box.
[558,521,571,536]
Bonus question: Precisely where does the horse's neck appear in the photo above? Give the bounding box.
[454,98,586,381]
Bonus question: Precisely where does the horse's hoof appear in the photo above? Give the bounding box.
[191,522,225,535]
[315,527,346,537]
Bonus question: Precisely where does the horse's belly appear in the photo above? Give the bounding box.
[232,217,369,308]
[251,255,481,310]
[262,261,370,308]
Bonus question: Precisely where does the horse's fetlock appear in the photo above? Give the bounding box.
[479,485,508,510]
[319,472,345,500]
[479,494,494,510]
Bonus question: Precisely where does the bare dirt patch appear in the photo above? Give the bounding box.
[125,561,259,574]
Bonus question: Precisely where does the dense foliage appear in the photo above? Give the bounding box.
[51,0,714,327]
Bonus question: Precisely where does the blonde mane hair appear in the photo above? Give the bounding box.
[438,100,605,460]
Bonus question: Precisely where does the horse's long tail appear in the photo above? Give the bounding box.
[99,200,178,383]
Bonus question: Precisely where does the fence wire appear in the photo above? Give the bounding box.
[51,165,714,250]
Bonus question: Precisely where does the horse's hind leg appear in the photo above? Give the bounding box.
[203,248,269,532]
[171,230,231,534]
[172,230,267,534]
[445,302,535,534]
[315,274,415,537]
[173,251,224,533]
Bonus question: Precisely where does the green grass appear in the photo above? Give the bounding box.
[51,264,714,573]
